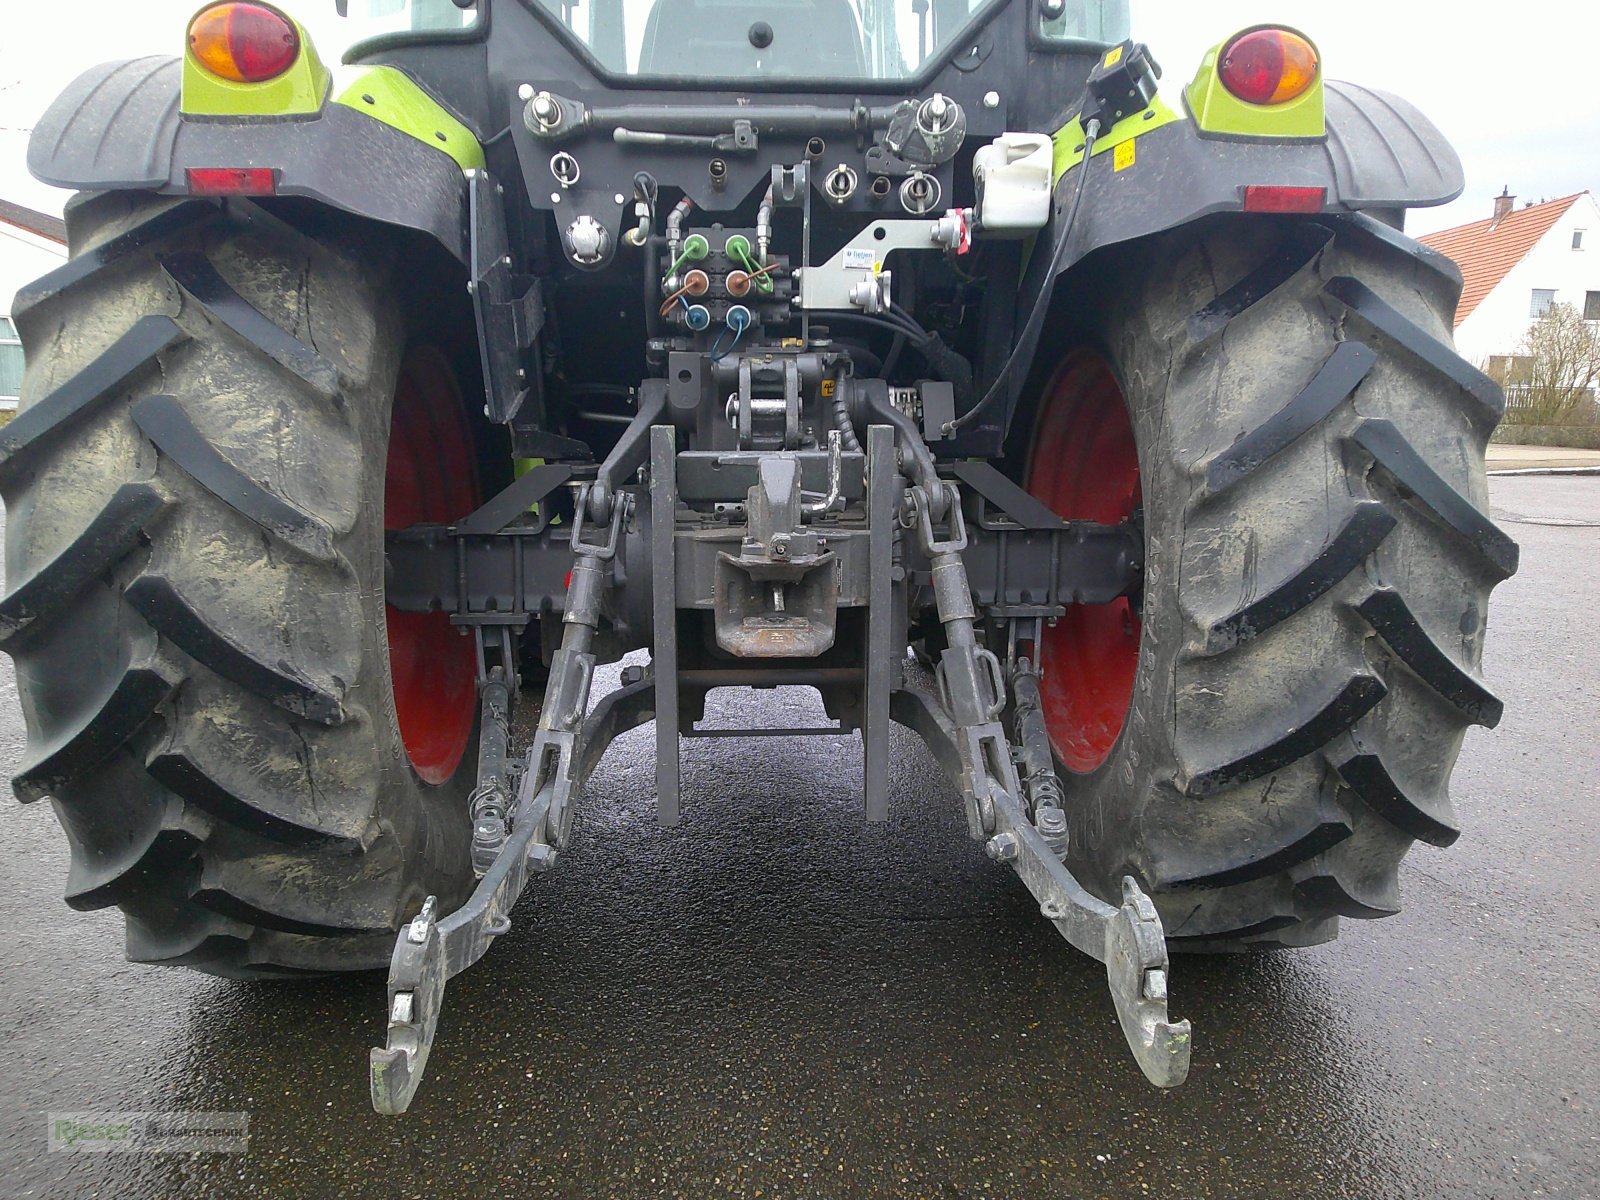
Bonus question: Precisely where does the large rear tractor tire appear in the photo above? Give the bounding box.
[1023,213,1517,950]
[1,194,481,977]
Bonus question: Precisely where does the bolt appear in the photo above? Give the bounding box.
[518,83,535,101]
[526,843,557,871]
[1142,968,1168,1004]
[985,831,1019,862]
[983,90,1000,109]
[1034,804,1070,858]
[620,664,646,685]
[772,535,790,559]
[531,92,559,126]
[406,913,434,944]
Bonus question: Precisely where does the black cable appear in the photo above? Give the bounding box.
[944,118,1101,436]
[634,174,662,340]
[881,332,906,379]
[823,312,934,348]
[885,302,933,343]
[633,171,659,231]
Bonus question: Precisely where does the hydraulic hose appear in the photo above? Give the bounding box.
[664,197,692,261]
[831,370,862,453]
[756,185,775,261]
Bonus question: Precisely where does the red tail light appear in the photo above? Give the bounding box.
[188,2,301,84]
[1219,28,1320,106]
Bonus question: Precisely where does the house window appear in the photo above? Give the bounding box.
[1575,230,1587,250]
[1587,291,1600,321]
[0,316,23,407]
[1531,289,1557,318]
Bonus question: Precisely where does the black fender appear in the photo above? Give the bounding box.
[976,80,1465,451]
[27,57,469,262]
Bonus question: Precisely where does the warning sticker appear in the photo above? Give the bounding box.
[843,247,875,271]
[1113,139,1136,172]
[1103,45,1123,68]
[820,379,836,397]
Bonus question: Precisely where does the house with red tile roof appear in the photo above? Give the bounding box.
[1419,189,1600,372]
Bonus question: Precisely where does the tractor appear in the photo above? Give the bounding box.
[3,0,1516,1112]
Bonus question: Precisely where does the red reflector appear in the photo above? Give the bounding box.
[1242,185,1325,214]
[186,167,278,196]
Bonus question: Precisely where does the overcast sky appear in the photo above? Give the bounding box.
[1,1,1595,235]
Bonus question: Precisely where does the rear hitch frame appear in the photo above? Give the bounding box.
[370,426,1186,1113]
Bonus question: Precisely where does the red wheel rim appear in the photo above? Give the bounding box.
[384,347,480,784]
[1025,349,1142,774]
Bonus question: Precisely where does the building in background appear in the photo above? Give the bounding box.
[1,199,69,411]
[1420,190,1600,374]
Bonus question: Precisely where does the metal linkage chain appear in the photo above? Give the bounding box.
[464,485,626,873]
[908,481,1022,840]
[538,486,630,849]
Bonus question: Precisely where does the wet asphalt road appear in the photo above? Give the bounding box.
[0,474,1596,1200]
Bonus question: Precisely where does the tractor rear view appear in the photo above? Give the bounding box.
[5,0,1515,1111]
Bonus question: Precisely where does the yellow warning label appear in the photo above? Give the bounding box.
[1113,139,1135,172]
[820,379,836,397]
[1103,45,1123,68]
